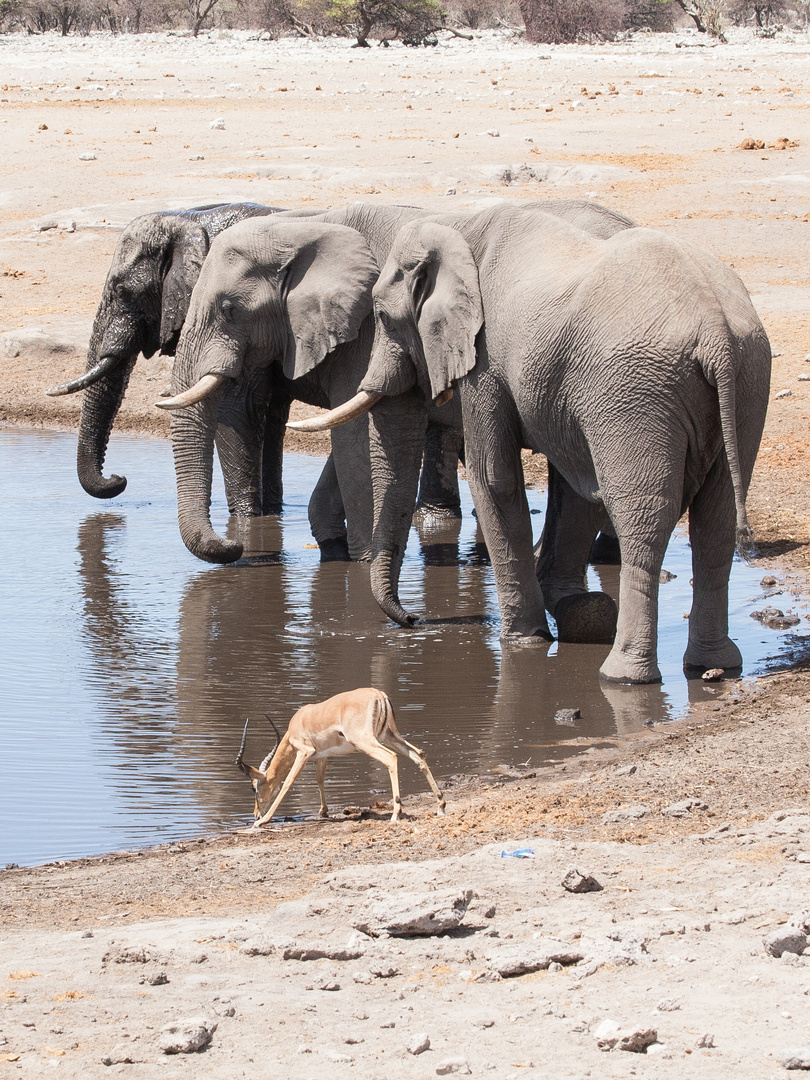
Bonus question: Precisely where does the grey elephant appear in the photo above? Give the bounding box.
[46,202,298,515]
[310,202,771,685]
[157,199,639,568]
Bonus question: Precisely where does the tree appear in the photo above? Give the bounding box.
[518,0,627,43]
[327,0,442,45]
[188,0,218,34]
[672,0,726,38]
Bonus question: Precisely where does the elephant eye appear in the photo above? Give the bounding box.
[221,299,238,323]
[115,283,134,305]
[376,307,392,330]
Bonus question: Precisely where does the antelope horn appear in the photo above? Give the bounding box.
[155,373,226,410]
[235,718,251,777]
[286,390,382,433]
[259,713,282,772]
[45,355,122,397]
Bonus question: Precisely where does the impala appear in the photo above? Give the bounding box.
[236,688,446,827]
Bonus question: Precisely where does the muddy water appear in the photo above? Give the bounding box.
[1,428,807,867]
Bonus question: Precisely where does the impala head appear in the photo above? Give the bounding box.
[235,715,283,821]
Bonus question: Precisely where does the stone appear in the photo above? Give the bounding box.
[701,668,724,681]
[325,1051,353,1063]
[616,764,637,776]
[368,963,400,978]
[318,979,341,991]
[659,569,677,583]
[157,1017,217,1055]
[696,1033,715,1048]
[761,575,779,587]
[656,998,681,1012]
[764,929,807,957]
[407,1032,431,1055]
[282,937,364,961]
[102,945,154,965]
[101,1046,138,1066]
[561,868,603,893]
[145,970,169,986]
[662,799,708,817]
[782,1049,810,1070]
[765,614,800,629]
[1,328,81,361]
[352,971,374,985]
[775,389,793,399]
[436,1058,471,1075]
[554,708,581,726]
[602,806,650,823]
[618,1028,658,1053]
[354,888,472,937]
[79,152,96,160]
[486,938,583,978]
[240,937,277,956]
[209,117,225,129]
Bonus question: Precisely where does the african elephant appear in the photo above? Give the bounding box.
[311,202,771,685]
[45,202,300,514]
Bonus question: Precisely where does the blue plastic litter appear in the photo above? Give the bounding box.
[500,848,535,859]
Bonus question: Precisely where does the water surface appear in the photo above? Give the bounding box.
[1,427,806,867]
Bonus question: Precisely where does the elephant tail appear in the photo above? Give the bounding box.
[713,356,755,561]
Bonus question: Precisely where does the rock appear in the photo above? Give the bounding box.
[407,1032,431,1055]
[594,1019,621,1049]
[436,1058,471,1075]
[765,614,800,629]
[283,937,365,961]
[561,868,603,893]
[145,970,169,986]
[739,137,765,149]
[1,327,82,361]
[325,1051,353,1063]
[101,1047,138,1066]
[662,799,708,817]
[761,575,779,587]
[352,971,374,985]
[79,152,96,160]
[659,569,676,583]
[318,979,341,991]
[701,668,724,681]
[486,938,583,978]
[616,764,637,776]
[240,937,277,956]
[102,945,154,965]
[444,186,457,196]
[157,1017,217,1055]
[764,929,807,958]
[354,888,472,937]
[209,117,225,129]
[783,1049,810,1070]
[369,963,400,978]
[602,806,650,823]
[656,998,681,1012]
[618,1028,658,1053]
[554,708,581,725]
[696,1033,715,1048]
[485,129,500,137]
[775,389,793,399]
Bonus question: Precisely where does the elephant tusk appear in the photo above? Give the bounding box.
[154,373,227,410]
[45,355,122,397]
[286,391,382,433]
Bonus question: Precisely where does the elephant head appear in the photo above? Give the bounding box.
[158,217,379,564]
[46,204,272,500]
[297,218,481,625]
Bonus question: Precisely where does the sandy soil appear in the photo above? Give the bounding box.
[1,26,810,1078]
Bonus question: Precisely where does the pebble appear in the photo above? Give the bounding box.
[616,764,637,776]
[555,708,581,725]
[761,576,779,587]
[656,997,681,1012]
[157,1016,217,1055]
[602,805,650,823]
[781,1048,810,1070]
[78,152,96,160]
[407,1032,431,1055]
[696,1033,715,1048]
[485,129,500,136]
[701,667,724,681]
[659,569,677,583]
[209,117,225,129]
[436,1058,472,1075]
[662,799,708,817]
[775,389,793,398]
[561,868,603,893]
[764,929,807,958]
[325,1051,353,1063]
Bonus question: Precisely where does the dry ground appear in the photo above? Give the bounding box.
[1,26,810,1079]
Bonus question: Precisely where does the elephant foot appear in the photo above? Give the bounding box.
[599,646,661,685]
[500,626,554,644]
[318,536,351,562]
[261,501,283,516]
[589,531,622,565]
[413,503,462,527]
[554,592,617,644]
[683,636,742,674]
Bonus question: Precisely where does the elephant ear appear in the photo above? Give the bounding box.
[399,220,483,402]
[277,221,379,382]
[159,219,210,355]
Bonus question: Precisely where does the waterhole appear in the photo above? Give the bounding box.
[1,427,807,867]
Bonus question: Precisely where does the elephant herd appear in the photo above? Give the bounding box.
[49,196,771,686]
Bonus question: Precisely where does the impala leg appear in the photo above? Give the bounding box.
[315,757,329,819]
[254,749,313,827]
[385,734,446,815]
[363,744,403,821]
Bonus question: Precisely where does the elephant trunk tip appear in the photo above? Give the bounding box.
[179,520,243,564]
[80,473,128,499]
[378,592,419,628]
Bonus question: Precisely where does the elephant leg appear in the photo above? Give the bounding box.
[463,393,550,640]
[215,374,271,518]
[308,453,350,562]
[415,419,463,521]
[260,387,291,515]
[599,484,682,685]
[589,520,622,565]
[683,454,742,673]
[534,462,616,644]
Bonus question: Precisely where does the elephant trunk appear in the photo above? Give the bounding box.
[76,304,142,499]
[368,391,428,626]
[171,387,243,563]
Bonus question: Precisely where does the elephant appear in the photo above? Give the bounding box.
[309,202,771,685]
[45,202,301,514]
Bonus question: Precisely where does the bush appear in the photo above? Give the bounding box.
[518,0,627,42]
